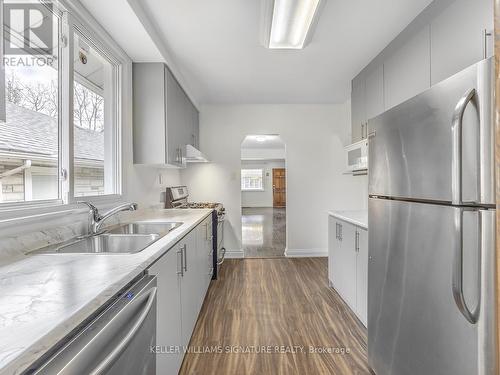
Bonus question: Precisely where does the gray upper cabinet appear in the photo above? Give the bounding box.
[365,64,384,121]
[133,63,199,167]
[165,66,188,168]
[430,0,493,85]
[190,105,200,149]
[351,65,384,143]
[351,0,492,135]
[384,26,430,110]
[132,63,167,165]
[351,73,366,143]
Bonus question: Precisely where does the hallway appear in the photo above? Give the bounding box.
[241,207,286,258]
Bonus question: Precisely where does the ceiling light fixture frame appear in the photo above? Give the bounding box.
[260,0,325,50]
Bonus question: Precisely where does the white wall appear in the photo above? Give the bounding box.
[180,103,367,257]
[241,147,286,160]
[241,159,285,208]
[125,166,181,208]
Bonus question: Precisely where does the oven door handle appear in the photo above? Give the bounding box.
[217,247,226,265]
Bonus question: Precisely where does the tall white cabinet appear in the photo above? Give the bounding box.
[328,215,368,327]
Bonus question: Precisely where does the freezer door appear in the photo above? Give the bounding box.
[368,198,496,375]
[368,58,494,205]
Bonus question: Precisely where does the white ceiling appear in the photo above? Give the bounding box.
[79,0,163,62]
[81,0,433,104]
[241,135,286,149]
[140,0,433,104]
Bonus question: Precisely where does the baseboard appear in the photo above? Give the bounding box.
[284,248,328,258]
[224,249,244,259]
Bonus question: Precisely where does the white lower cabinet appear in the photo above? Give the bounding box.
[328,216,368,326]
[148,214,214,375]
[179,232,199,347]
[355,229,368,326]
[148,243,183,374]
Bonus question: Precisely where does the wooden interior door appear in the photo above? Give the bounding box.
[272,168,286,207]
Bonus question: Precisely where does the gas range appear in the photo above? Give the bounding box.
[175,202,225,220]
[165,186,226,279]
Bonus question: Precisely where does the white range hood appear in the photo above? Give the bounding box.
[185,144,209,163]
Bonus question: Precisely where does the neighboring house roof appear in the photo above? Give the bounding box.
[0,102,104,161]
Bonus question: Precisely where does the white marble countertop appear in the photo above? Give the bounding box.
[328,210,368,230]
[0,208,212,375]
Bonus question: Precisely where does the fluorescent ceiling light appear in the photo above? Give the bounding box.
[248,135,277,142]
[255,136,268,142]
[264,0,322,49]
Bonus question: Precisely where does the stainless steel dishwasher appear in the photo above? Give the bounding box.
[32,275,157,375]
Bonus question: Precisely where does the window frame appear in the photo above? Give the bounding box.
[241,168,265,192]
[0,0,128,214]
[69,19,122,202]
[0,1,64,208]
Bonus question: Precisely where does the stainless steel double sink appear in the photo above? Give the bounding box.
[33,222,182,255]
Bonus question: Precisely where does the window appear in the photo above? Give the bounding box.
[241,169,264,191]
[73,29,119,197]
[0,1,60,203]
[0,0,123,207]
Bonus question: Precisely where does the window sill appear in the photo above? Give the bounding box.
[241,189,265,192]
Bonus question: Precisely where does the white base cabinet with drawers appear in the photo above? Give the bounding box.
[328,216,368,326]
[148,214,213,375]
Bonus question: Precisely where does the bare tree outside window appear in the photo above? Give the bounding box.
[5,70,104,132]
[73,82,104,132]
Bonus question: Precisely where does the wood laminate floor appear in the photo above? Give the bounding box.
[179,258,371,375]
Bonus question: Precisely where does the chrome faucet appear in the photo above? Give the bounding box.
[78,201,138,235]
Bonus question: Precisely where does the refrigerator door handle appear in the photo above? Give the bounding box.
[451,88,476,205]
[452,207,481,324]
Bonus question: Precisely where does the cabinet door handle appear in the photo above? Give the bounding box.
[183,244,187,272]
[335,223,338,239]
[177,248,183,276]
[355,231,359,252]
[483,29,492,59]
[339,224,342,241]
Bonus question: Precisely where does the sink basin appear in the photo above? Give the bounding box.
[35,233,160,254]
[108,222,182,235]
[31,221,182,255]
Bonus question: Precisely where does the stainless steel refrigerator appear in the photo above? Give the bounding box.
[368,57,497,375]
